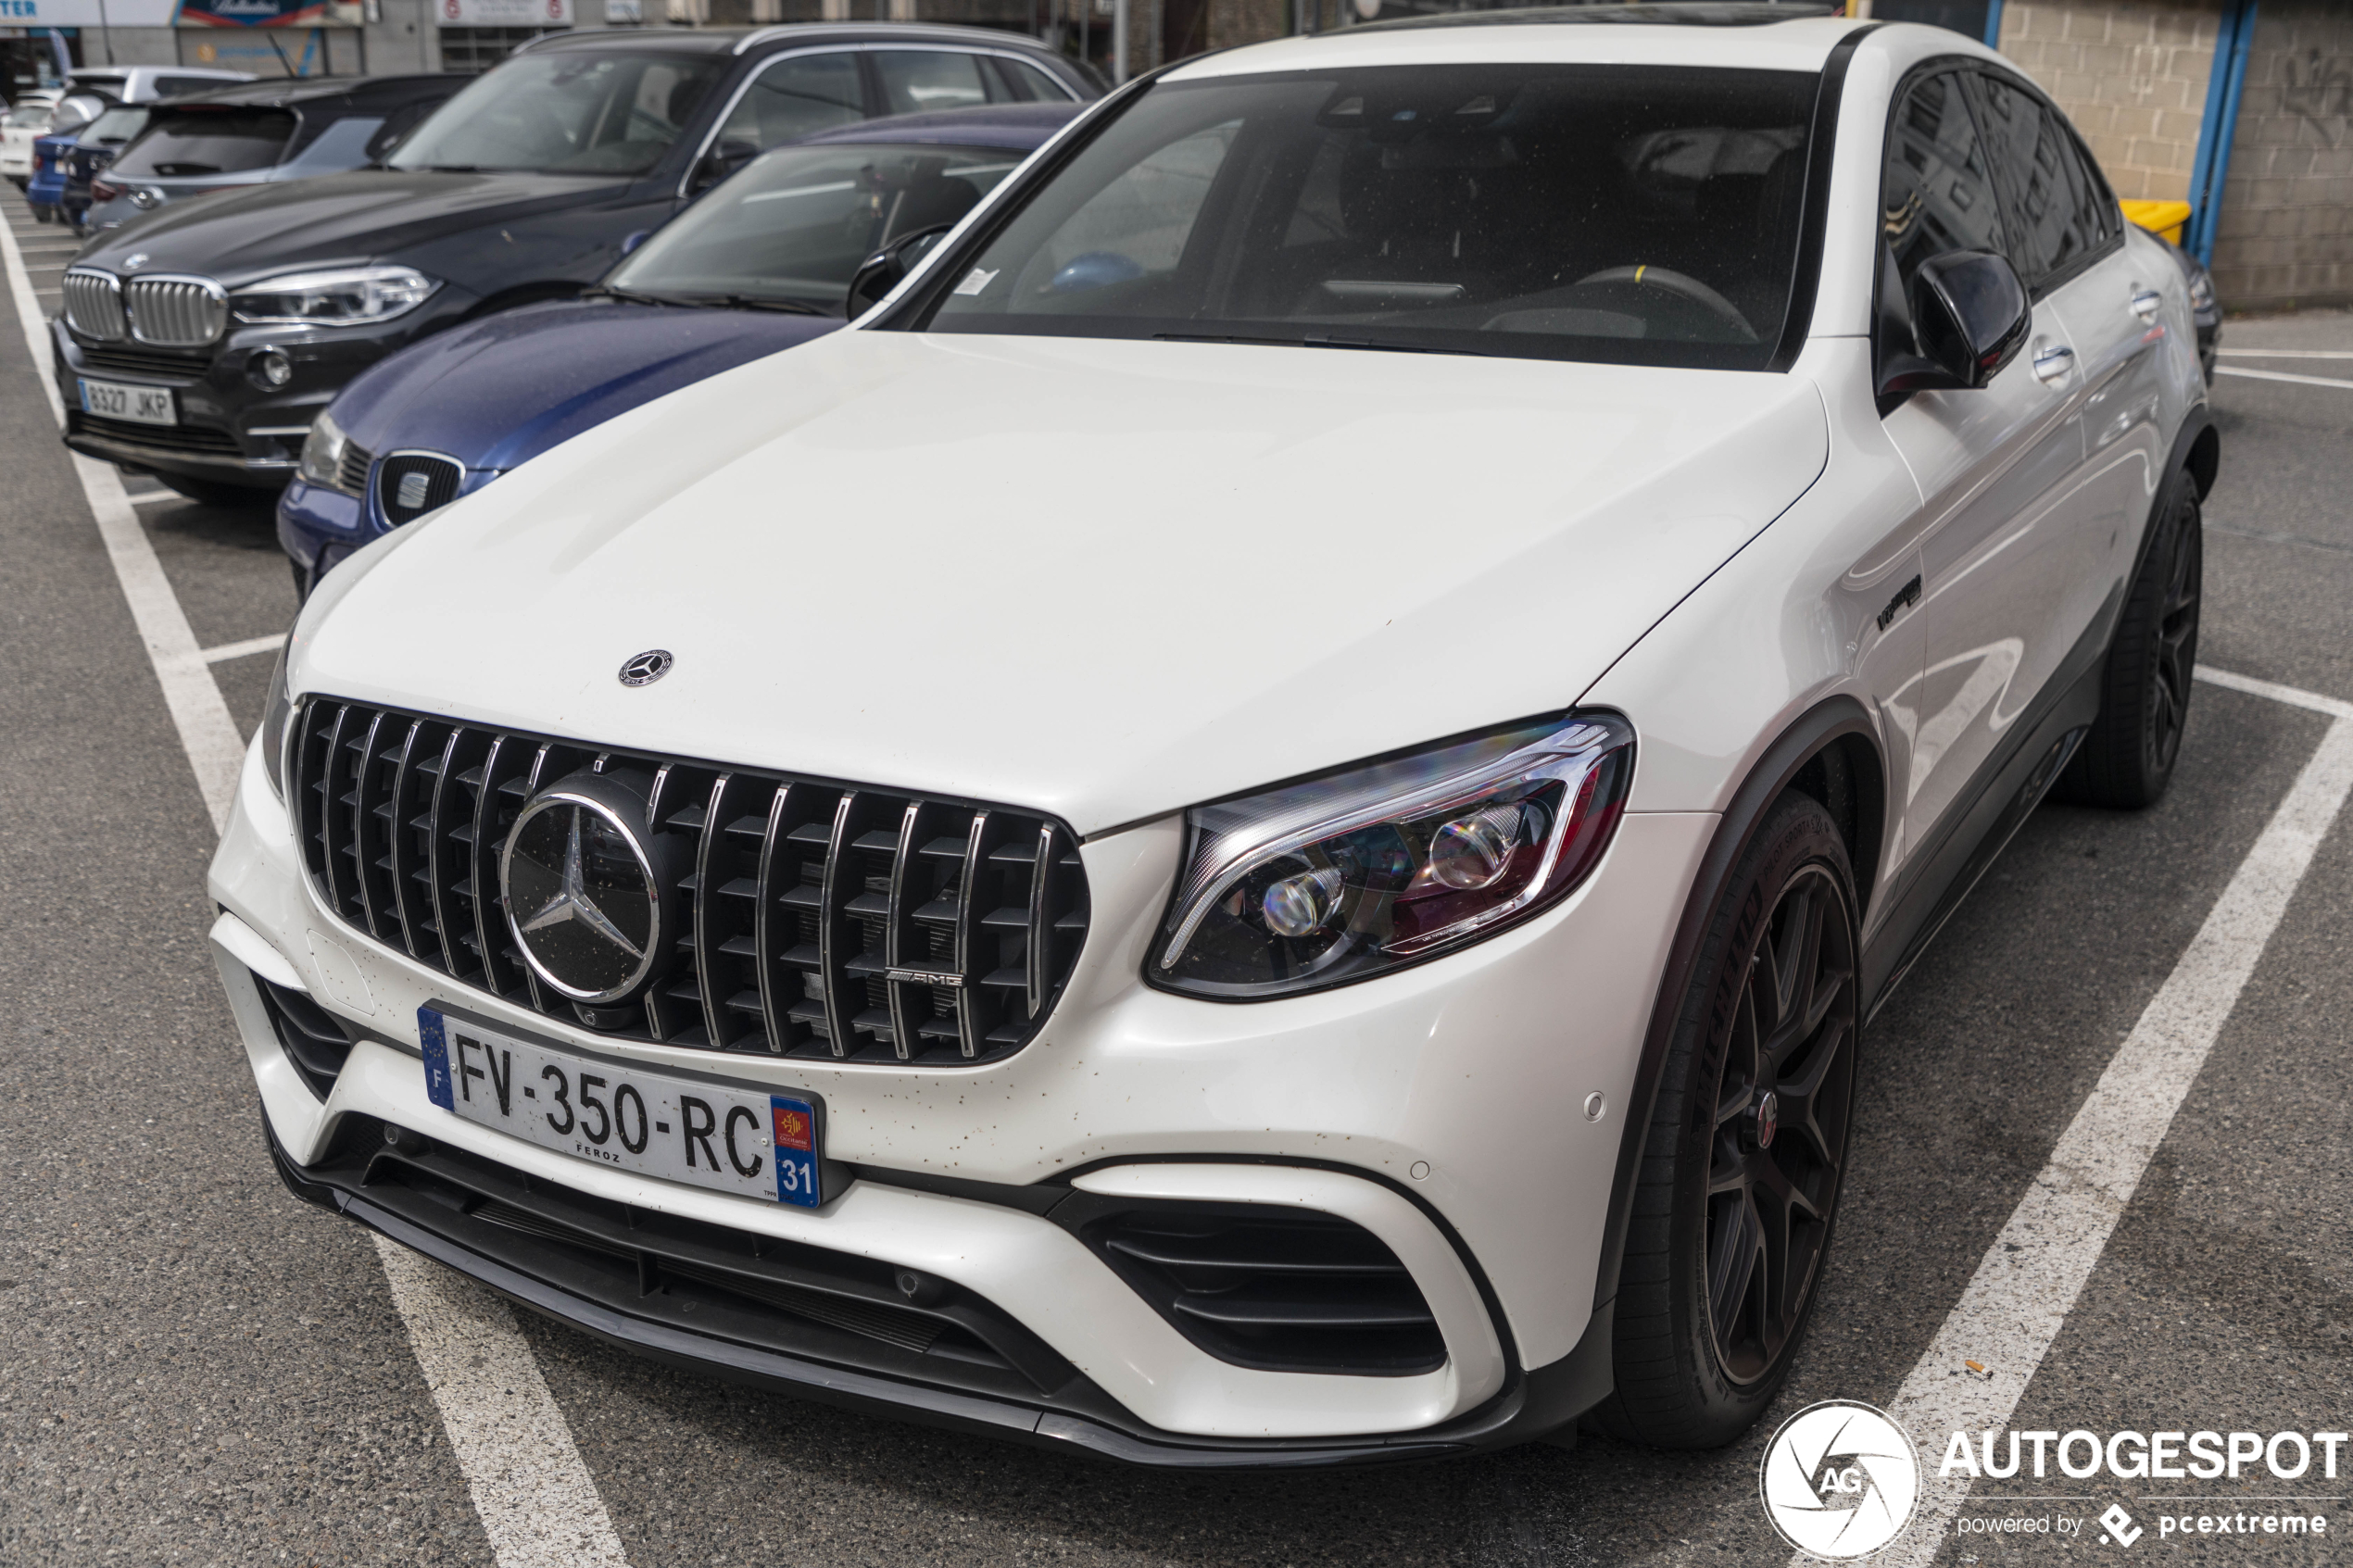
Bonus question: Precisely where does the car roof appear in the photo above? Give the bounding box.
[1166,3,1861,77]
[520,21,1068,57]
[793,100,1083,149]
[153,73,459,111]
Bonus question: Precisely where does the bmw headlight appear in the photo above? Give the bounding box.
[230,266,438,327]
[259,633,294,801]
[1154,714,1634,1000]
[2188,270,2216,313]
[297,409,352,492]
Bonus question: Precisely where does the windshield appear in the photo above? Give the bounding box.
[389,52,725,176]
[6,107,55,132]
[609,140,1029,313]
[83,107,147,145]
[928,65,1818,370]
[112,107,294,176]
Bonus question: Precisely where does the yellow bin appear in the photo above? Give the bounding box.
[2121,198,2193,246]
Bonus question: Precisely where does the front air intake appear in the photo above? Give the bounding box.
[1077,1201,1446,1376]
[290,700,1090,1067]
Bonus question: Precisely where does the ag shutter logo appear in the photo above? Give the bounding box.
[1761,1400,1922,1560]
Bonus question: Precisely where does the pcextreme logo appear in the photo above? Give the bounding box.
[1760,1400,1922,1560]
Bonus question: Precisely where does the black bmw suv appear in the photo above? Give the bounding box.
[54,25,1098,504]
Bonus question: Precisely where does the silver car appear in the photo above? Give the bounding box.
[83,74,460,234]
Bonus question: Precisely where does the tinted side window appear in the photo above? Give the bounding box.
[1883,69,2006,303]
[874,51,990,116]
[994,58,1076,103]
[718,52,864,153]
[1970,73,2109,290]
[157,76,229,98]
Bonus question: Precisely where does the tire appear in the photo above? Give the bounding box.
[158,473,274,509]
[2055,474,2202,809]
[1597,791,1861,1449]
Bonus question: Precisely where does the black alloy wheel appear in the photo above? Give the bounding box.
[1600,791,1860,1449]
[1703,863,1856,1386]
[2057,473,2203,809]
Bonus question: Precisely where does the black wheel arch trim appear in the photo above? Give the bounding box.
[1589,694,1881,1316]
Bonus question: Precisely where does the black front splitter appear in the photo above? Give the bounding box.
[262,1119,1607,1469]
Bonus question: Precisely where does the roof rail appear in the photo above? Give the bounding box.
[731,19,1035,53]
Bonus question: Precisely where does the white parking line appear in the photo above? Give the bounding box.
[200,631,288,664]
[0,207,635,1568]
[1816,668,2353,1568]
[2216,348,2353,359]
[2215,365,2353,392]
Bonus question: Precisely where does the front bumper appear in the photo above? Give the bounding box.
[209,722,1709,1460]
[50,295,475,488]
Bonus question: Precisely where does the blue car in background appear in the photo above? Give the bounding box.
[279,100,1079,592]
[25,94,121,223]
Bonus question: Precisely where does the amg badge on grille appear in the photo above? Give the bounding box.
[619,649,673,687]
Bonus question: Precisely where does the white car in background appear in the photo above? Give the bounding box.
[2,98,54,187]
[209,5,2212,1462]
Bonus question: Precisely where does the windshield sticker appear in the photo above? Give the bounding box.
[953,268,999,296]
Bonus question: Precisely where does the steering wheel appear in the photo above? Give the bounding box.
[1573,265,1755,342]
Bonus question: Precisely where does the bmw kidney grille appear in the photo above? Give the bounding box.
[291,700,1091,1066]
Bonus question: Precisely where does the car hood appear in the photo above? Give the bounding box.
[69,169,637,289]
[304,332,1829,835]
[331,298,841,471]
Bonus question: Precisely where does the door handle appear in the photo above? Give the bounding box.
[2033,344,2076,384]
[2131,288,2163,321]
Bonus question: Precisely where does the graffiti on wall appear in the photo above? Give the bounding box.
[2283,47,2353,146]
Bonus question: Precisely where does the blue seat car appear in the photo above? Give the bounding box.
[277,100,1080,592]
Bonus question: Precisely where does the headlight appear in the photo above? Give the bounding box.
[1153,714,1634,1000]
[297,409,352,491]
[259,634,294,801]
[230,266,438,326]
[2188,271,2216,312]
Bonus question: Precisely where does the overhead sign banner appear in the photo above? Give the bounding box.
[0,0,181,27]
[437,0,570,23]
[176,0,362,25]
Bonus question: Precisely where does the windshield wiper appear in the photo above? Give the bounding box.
[411,163,484,173]
[1153,331,1489,358]
[581,284,686,307]
[713,294,829,316]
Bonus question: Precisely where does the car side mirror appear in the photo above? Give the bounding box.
[689,136,758,195]
[845,224,953,319]
[1877,249,2031,399]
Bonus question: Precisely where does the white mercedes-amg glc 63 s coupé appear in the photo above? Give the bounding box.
[208,3,2214,1464]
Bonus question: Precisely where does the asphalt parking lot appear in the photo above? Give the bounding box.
[3,186,2349,1567]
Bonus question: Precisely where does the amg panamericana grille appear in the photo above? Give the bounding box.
[291,699,1090,1066]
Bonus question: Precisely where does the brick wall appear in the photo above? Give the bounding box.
[1996,0,2223,202]
[2208,0,2353,311]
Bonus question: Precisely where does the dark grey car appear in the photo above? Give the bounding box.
[83,75,463,235]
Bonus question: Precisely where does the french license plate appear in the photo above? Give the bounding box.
[419,1006,824,1208]
[78,377,175,426]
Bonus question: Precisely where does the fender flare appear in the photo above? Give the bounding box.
[1589,693,1881,1315]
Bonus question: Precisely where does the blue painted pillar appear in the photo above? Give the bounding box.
[2186,0,2259,266]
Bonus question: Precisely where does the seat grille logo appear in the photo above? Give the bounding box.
[1760,1400,1921,1560]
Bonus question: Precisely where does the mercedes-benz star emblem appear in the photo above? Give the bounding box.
[501,785,666,1003]
[619,649,673,687]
